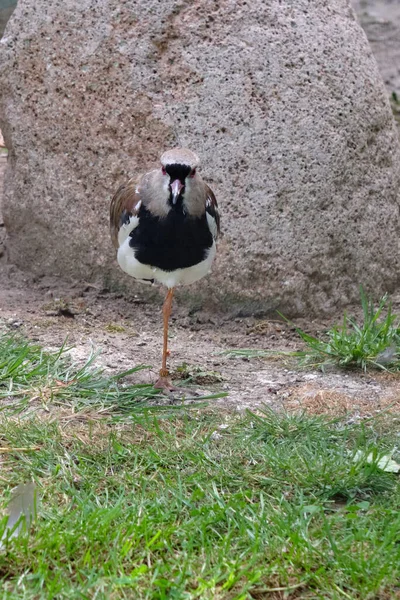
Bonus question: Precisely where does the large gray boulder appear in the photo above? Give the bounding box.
[1,0,400,316]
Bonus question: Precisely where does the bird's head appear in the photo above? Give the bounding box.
[160,148,200,207]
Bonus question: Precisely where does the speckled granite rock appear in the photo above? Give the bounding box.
[0,0,399,316]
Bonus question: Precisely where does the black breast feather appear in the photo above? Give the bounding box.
[129,206,213,271]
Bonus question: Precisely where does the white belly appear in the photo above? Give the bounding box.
[117,240,216,289]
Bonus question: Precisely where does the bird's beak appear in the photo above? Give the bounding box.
[170,179,184,205]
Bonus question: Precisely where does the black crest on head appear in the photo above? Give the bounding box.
[165,163,191,183]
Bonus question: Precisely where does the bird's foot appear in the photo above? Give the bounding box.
[154,371,177,392]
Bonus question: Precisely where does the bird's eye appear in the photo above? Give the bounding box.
[161,167,167,175]
[189,169,196,178]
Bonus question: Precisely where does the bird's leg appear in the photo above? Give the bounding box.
[154,288,175,390]
[160,287,174,376]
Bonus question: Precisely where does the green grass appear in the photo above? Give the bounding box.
[1,408,400,598]
[293,290,400,371]
[1,322,400,598]
[0,331,225,414]
[225,289,400,372]
[0,330,159,413]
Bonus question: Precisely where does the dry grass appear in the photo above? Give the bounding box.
[284,380,400,418]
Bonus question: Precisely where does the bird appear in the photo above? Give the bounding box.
[110,148,220,391]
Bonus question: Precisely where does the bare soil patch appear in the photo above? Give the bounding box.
[0,262,399,417]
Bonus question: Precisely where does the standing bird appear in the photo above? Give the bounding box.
[110,148,220,390]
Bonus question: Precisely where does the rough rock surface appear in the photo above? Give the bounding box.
[352,0,400,96]
[0,0,400,317]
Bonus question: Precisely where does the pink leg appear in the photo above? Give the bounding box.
[154,288,175,391]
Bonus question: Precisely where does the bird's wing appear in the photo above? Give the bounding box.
[110,177,142,248]
[204,184,220,241]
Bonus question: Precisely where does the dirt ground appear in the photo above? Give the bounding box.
[0,152,400,417]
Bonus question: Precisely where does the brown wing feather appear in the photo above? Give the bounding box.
[205,184,220,238]
[110,177,141,248]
